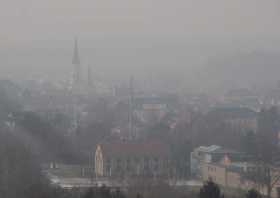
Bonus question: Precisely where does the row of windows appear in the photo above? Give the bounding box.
[104,158,165,174]
[106,158,161,166]
[208,166,217,172]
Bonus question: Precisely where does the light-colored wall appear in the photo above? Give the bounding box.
[95,145,104,177]
[202,163,243,188]
[202,162,280,198]
[226,171,242,188]
[191,149,211,178]
[202,163,226,185]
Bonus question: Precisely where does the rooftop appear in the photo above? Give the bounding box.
[208,107,257,119]
[98,141,170,158]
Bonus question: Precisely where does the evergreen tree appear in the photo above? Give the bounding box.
[113,188,126,198]
[246,189,261,198]
[199,180,223,198]
[255,107,280,198]
[99,185,112,198]
[83,188,95,198]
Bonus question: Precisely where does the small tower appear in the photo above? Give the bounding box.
[72,38,81,85]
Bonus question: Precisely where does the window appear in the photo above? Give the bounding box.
[106,158,111,174]
[154,157,159,171]
[208,166,217,172]
[116,158,122,171]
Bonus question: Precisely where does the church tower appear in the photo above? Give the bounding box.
[72,38,81,85]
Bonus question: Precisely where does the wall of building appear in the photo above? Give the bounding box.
[202,163,226,185]
[96,153,169,178]
[226,171,242,188]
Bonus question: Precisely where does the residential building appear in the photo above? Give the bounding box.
[201,159,280,198]
[207,107,258,132]
[190,145,244,178]
[201,161,254,188]
[133,96,178,124]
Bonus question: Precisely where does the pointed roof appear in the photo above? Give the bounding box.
[72,38,80,65]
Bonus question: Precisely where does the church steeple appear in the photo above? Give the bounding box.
[72,38,80,65]
[72,38,81,84]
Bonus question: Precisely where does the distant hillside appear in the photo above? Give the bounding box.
[200,50,280,90]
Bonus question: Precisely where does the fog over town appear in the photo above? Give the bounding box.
[1,0,280,198]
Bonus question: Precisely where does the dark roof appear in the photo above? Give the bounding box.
[133,96,178,109]
[99,141,170,159]
[225,89,255,98]
[208,107,257,119]
[208,163,244,174]
[211,147,241,155]
[227,165,244,174]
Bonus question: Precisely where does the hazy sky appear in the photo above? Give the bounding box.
[1,0,280,90]
[1,0,280,43]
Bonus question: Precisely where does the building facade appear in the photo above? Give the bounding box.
[190,145,245,178]
[95,141,170,179]
[202,162,243,188]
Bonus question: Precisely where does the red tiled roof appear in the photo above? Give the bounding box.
[99,141,170,159]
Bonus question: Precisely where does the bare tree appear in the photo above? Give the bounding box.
[254,107,280,198]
